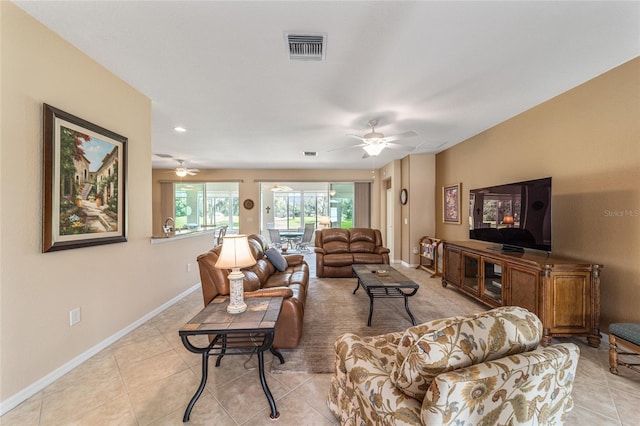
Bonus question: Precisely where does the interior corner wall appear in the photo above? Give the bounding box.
[407,154,436,265]
[379,160,402,261]
[435,57,640,328]
[400,157,410,263]
[0,2,211,407]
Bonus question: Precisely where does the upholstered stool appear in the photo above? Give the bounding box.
[609,323,640,375]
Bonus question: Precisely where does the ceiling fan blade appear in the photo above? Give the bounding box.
[328,143,366,152]
[346,134,366,141]
[386,142,418,152]
[382,130,418,143]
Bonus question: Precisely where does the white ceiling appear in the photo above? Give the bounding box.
[14,1,640,170]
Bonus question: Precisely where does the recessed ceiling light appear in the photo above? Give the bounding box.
[174,126,187,132]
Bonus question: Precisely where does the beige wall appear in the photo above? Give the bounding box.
[436,57,640,328]
[0,3,212,406]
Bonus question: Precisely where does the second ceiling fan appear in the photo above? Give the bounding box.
[344,119,418,157]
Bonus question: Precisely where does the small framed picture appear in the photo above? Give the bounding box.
[443,183,461,224]
[42,104,127,252]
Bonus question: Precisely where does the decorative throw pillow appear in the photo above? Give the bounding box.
[390,306,542,400]
[265,247,288,272]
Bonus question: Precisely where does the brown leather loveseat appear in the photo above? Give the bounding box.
[197,234,309,349]
[314,228,390,278]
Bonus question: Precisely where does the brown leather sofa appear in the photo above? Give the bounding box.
[196,233,309,349]
[314,228,390,278]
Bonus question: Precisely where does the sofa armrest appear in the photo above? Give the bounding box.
[284,254,304,266]
[314,247,327,254]
[374,246,391,255]
[244,287,294,299]
[345,344,422,425]
[421,343,580,425]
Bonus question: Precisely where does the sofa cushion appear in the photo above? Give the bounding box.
[322,228,351,254]
[421,343,579,425]
[324,253,354,267]
[352,252,385,264]
[349,228,377,253]
[390,306,542,400]
[265,247,288,272]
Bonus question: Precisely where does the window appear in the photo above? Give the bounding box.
[174,182,239,231]
[262,182,355,230]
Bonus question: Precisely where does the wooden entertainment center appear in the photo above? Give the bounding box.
[442,240,603,347]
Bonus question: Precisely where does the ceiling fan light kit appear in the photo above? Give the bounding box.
[340,119,418,158]
[363,143,386,157]
[174,160,198,177]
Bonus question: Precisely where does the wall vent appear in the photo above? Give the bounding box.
[285,33,326,61]
[303,151,318,157]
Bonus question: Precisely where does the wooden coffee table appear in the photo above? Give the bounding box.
[352,264,419,326]
[179,296,285,422]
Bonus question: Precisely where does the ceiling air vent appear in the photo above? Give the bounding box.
[285,33,326,61]
[303,151,318,157]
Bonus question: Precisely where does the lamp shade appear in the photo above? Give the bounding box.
[215,234,256,269]
[502,215,514,225]
[319,215,331,226]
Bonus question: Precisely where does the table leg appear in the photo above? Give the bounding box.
[404,294,417,326]
[215,334,227,367]
[353,278,361,294]
[257,351,279,419]
[183,351,209,422]
[366,290,375,326]
[270,347,285,364]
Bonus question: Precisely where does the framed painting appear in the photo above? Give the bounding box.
[42,104,127,252]
[443,183,461,224]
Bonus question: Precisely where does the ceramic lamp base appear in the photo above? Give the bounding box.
[227,270,247,314]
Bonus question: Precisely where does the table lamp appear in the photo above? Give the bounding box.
[319,215,331,228]
[215,234,256,314]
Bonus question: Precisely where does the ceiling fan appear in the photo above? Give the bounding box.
[174,160,199,177]
[265,183,293,192]
[334,119,418,157]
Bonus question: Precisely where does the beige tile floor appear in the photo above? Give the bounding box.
[2,257,639,425]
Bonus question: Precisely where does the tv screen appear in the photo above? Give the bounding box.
[469,177,552,252]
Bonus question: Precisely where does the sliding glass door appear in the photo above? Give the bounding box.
[262,182,357,231]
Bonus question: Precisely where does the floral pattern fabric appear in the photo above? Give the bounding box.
[326,306,580,426]
[392,306,543,400]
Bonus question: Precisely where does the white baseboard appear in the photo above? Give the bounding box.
[0,283,200,416]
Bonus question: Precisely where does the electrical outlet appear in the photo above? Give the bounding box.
[412,247,419,254]
[70,307,81,326]
[186,263,191,272]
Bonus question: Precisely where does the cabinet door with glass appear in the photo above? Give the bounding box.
[482,260,504,307]
[462,253,481,297]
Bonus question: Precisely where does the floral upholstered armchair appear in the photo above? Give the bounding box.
[327,306,579,425]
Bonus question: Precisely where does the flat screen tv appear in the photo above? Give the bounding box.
[469,177,552,252]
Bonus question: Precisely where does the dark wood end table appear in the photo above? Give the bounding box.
[352,264,420,326]
[179,296,285,422]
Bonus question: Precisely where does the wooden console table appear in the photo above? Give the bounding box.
[442,240,603,347]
